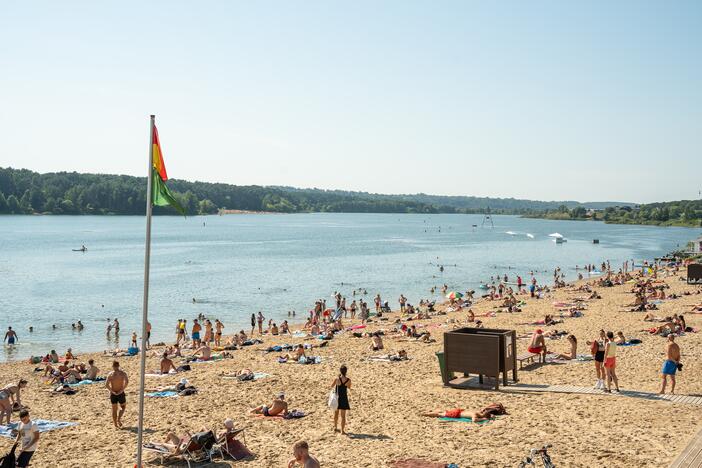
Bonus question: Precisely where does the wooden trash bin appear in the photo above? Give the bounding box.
[443,327,517,390]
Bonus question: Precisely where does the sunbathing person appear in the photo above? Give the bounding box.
[250,392,288,417]
[160,353,178,374]
[370,350,408,361]
[369,332,384,351]
[422,403,508,422]
[86,359,100,381]
[281,344,306,361]
[221,368,255,380]
[554,335,578,360]
[61,367,82,384]
[527,329,548,359]
[466,309,475,322]
[191,343,212,361]
[614,332,627,345]
[146,431,192,455]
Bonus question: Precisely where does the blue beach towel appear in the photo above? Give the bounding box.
[67,378,104,387]
[438,417,491,424]
[145,391,178,398]
[0,420,78,438]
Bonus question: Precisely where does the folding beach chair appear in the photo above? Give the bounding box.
[217,427,254,461]
[183,430,222,466]
[142,430,221,468]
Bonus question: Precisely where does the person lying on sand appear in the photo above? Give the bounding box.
[644,313,666,322]
[147,378,197,394]
[369,350,408,361]
[250,392,288,417]
[221,368,257,380]
[543,314,563,326]
[560,309,583,318]
[422,403,507,422]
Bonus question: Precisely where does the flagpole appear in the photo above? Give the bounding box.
[135,114,155,467]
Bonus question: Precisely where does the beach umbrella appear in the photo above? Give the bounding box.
[446,291,463,300]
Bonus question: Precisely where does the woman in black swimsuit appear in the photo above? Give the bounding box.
[331,365,351,435]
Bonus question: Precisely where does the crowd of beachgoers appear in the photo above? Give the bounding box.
[2,257,702,467]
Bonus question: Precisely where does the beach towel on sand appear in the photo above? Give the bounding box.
[145,391,179,398]
[67,378,105,387]
[438,417,491,424]
[0,420,77,438]
[390,459,456,468]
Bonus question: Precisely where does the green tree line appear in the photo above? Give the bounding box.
[523,202,702,227]
[0,166,636,217]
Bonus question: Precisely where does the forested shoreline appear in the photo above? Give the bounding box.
[0,167,627,217]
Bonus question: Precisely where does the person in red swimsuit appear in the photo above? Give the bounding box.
[422,403,507,422]
[527,329,547,359]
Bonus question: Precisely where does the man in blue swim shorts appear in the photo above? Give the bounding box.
[4,327,18,345]
[660,335,681,394]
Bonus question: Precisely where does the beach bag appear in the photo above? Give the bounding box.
[328,388,338,410]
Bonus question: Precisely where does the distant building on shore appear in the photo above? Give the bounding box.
[692,235,702,254]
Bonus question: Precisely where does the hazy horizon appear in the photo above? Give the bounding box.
[1,1,700,204]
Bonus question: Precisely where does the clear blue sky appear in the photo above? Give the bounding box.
[1,1,700,203]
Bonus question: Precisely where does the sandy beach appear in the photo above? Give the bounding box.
[1,268,701,467]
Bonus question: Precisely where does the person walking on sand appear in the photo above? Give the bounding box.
[287,440,320,468]
[331,365,351,435]
[660,334,681,394]
[106,361,128,428]
[14,409,39,468]
[603,331,620,393]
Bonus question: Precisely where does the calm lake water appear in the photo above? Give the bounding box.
[1,213,698,361]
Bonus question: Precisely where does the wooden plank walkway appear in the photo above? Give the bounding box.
[500,383,702,406]
[671,427,702,468]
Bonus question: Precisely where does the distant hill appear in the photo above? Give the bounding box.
[0,166,634,216]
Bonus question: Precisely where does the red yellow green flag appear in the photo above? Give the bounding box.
[151,124,185,215]
[152,125,168,181]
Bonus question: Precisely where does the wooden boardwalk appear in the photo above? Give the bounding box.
[500,383,702,405]
[671,427,702,468]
